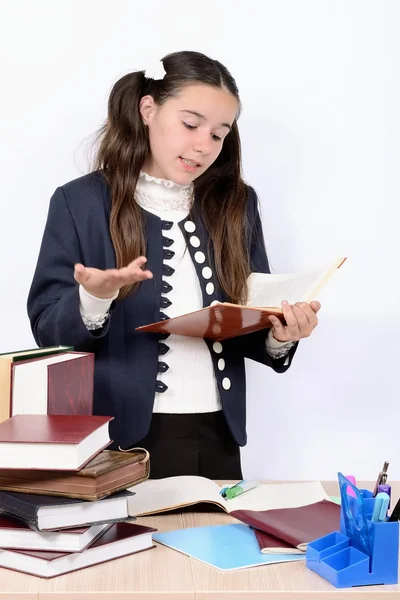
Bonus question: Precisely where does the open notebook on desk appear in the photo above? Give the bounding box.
[127,476,331,517]
[136,257,346,341]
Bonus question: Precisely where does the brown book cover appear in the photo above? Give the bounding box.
[231,499,340,552]
[0,346,73,424]
[0,449,150,501]
[0,521,156,577]
[10,351,94,417]
[136,258,346,341]
[0,414,113,471]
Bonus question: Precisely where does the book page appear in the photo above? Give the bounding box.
[247,267,331,308]
[127,476,226,516]
[226,481,330,512]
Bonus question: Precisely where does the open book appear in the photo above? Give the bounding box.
[127,476,330,517]
[136,257,346,341]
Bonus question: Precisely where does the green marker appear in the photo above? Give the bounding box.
[221,480,259,500]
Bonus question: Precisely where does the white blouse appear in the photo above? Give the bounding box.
[79,172,292,414]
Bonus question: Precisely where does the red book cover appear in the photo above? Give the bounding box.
[47,353,94,415]
[231,500,340,552]
[0,414,113,444]
[10,352,94,417]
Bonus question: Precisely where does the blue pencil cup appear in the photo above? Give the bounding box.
[306,485,399,588]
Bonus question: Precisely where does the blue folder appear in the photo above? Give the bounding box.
[153,523,305,571]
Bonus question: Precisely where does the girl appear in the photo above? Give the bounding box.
[27,51,320,480]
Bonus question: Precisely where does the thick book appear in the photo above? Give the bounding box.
[0,414,113,471]
[0,345,73,423]
[0,448,150,501]
[10,351,94,417]
[136,257,346,341]
[0,489,133,532]
[0,516,112,552]
[0,521,156,578]
[231,500,341,553]
[126,476,330,517]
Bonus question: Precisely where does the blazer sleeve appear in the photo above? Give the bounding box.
[232,186,298,373]
[27,187,113,351]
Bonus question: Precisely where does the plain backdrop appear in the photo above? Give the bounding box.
[0,0,399,480]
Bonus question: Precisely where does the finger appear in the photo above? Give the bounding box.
[295,302,318,326]
[292,305,310,329]
[268,315,288,341]
[281,301,299,330]
[127,256,149,269]
[74,263,89,285]
[310,300,321,313]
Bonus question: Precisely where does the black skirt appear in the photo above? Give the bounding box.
[134,411,243,480]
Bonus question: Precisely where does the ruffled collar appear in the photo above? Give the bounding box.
[135,171,194,212]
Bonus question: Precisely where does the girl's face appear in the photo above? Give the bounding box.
[140,83,239,186]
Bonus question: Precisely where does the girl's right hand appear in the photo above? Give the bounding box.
[74,256,153,299]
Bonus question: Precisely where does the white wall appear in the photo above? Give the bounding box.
[1,0,399,480]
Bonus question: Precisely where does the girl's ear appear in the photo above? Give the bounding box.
[139,95,157,126]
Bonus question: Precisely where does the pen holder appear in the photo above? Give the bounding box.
[306,489,399,588]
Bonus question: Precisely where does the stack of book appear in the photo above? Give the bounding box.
[0,413,154,578]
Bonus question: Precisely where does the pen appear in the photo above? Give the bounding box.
[388,497,400,522]
[220,479,259,500]
[372,461,389,497]
[371,492,390,523]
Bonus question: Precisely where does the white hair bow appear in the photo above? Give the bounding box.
[145,61,166,81]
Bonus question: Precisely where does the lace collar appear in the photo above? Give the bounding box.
[135,171,194,212]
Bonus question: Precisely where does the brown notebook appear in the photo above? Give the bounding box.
[136,258,346,341]
[230,499,340,553]
[0,449,150,501]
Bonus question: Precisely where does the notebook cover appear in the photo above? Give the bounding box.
[136,303,283,341]
[154,524,304,571]
[0,414,113,444]
[230,499,340,551]
[0,449,150,500]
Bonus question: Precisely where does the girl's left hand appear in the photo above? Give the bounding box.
[268,301,321,343]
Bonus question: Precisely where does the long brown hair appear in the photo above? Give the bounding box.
[93,50,250,303]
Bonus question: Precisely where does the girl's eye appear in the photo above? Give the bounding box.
[183,122,222,142]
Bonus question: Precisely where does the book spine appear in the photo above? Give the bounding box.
[0,492,39,531]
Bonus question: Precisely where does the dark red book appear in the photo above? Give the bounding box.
[231,500,340,553]
[0,521,156,577]
[0,414,113,471]
[10,351,94,417]
[0,515,112,552]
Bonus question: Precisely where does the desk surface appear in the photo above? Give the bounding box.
[2,481,400,600]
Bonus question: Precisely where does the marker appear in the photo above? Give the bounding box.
[377,484,391,509]
[371,492,390,523]
[220,480,259,500]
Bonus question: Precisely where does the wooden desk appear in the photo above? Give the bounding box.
[1,481,400,599]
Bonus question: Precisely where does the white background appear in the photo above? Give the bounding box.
[1,0,399,480]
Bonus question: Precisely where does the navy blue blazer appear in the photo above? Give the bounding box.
[27,171,298,448]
